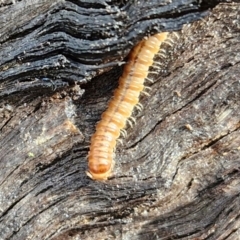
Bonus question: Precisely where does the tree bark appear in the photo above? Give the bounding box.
[0,1,239,240]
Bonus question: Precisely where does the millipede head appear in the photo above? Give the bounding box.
[87,158,114,180]
[86,170,110,180]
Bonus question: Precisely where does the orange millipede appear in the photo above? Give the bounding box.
[87,32,169,180]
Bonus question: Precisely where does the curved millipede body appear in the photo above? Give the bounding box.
[87,32,169,180]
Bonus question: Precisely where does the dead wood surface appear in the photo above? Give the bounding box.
[0,1,240,240]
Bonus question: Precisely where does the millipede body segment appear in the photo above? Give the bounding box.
[87,32,169,180]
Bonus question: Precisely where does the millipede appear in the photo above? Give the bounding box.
[87,32,171,180]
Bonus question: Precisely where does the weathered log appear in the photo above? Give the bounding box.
[0,0,215,98]
[0,1,240,240]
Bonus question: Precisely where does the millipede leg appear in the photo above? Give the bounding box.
[156,52,166,58]
[145,77,154,83]
[117,61,126,66]
[126,119,133,128]
[149,71,159,75]
[151,65,161,71]
[135,102,143,111]
[129,116,136,125]
[144,86,152,92]
[153,61,164,67]
[117,138,124,145]
[172,32,180,39]
[164,38,175,47]
[120,129,128,138]
[159,48,166,53]
[142,91,151,96]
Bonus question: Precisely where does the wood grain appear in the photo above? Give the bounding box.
[0,1,239,240]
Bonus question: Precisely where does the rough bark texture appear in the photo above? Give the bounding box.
[0,1,240,240]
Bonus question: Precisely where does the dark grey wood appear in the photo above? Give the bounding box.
[0,0,213,97]
[0,1,239,240]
